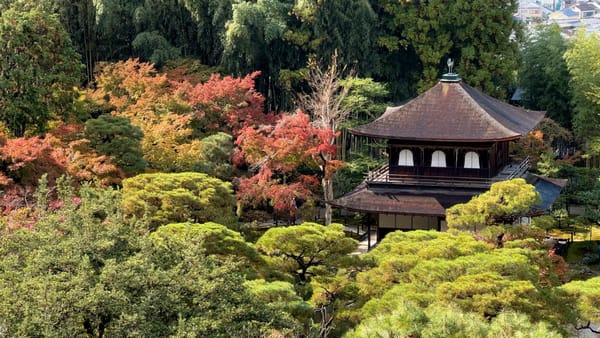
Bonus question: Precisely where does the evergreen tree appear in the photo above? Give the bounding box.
[375,0,521,97]
[121,172,237,230]
[0,181,294,337]
[84,114,146,175]
[298,0,379,75]
[519,24,572,128]
[221,0,299,111]
[95,0,144,61]
[182,0,234,65]
[564,31,600,156]
[351,230,576,336]
[0,6,82,136]
[446,178,541,231]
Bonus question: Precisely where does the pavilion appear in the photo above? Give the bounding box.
[330,72,565,245]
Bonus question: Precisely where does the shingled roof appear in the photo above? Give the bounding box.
[329,174,566,217]
[351,79,545,142]
[329,183,478,216]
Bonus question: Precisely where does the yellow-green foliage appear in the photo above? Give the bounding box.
[354,230,576,335]
[560,276,600,323]
[256,222,358,283]
[122,172,236,230]
[151,222,264,278]
[446,178,541,231]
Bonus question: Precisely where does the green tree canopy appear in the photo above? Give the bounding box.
[293,0,378,75]
[132,0,197,57]
[350,230,576,336]
[182,0,233,65]
[565,31,600,155]
[121,172,237,230]
[446,178,541,231]
[561,276,600,324]
[375,0,521,96]
[256,222,357,283]
[345,303,562,338]
[0,177,299,337]
[256,221,360,336]
[196,131,234,180]
[0,6,82,136]
[132,31,181,67]
[519,24,572,128]
[222,0,291,75]
[95,0,143,61]
[245,279,315,334]
[221,0,298,111]
[151,221,265,278]
[84,114,146,175]
[0,180,140,336]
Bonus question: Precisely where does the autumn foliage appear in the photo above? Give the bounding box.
[182,71,274,137]
[0,59,346,225]
[88,59,273,172]
[49,123,124,186]
[0,133,65,217]
[235,111,343,219]
[0,134,65,187]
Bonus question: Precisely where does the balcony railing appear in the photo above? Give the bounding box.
[366,157,530,189]
[492,156,530,181]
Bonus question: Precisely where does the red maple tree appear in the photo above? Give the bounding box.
[235,110,343,220]
[181,71,275,137]
[0,134,66,187]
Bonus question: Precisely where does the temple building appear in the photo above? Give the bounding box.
[330,72,564,244]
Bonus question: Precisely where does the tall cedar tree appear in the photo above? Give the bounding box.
[376,0,521,97]
[519,24,572,128]
[565,31,600,157]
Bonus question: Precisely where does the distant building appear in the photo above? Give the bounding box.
[549,7,582,29]
[517,0,546,21]
[549,7,581,19]
[574,1,599,18]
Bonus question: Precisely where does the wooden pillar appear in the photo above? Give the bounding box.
[454,148,459,175]
[375,214,379,244]
[489,144,495,176]
[367,222,371,250]
[420,147,425,175]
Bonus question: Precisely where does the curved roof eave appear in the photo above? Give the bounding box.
[349,129,523,143]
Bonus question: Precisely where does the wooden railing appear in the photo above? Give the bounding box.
[369,169,493,189]
[507,156,530,179]
[391,166,491,178]
[367,163,390,181]
[365,157,530,189]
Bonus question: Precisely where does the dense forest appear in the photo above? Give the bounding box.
[1,0,600,337]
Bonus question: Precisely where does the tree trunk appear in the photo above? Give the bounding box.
[317,303,335,338]
[322,176,333,225]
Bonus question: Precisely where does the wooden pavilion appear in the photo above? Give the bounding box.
[330,72,562,244]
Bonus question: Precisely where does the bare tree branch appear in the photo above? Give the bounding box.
[297,50,355,225]
[298,49,355,132]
